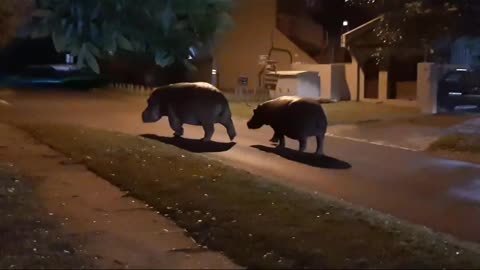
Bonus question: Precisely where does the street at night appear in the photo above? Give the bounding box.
[2,0,480,269]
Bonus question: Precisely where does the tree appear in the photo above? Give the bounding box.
[27,0,234,73]
[0,0,34,48]
[346,0,480,63]
[347,0,480,46]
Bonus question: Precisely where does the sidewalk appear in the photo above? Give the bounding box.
[0,123,239,269]
[0,167,92,269]
[326,122,447,151]
[326,114,478,151]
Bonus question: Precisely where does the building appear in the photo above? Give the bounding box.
[213,0,380,100]
[214,0,317,92]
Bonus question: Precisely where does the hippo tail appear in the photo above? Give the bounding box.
[219,103,237,140]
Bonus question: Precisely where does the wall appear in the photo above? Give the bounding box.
[214,0,316,92]
[291,62,357,101]
[298,73,321,99]
[331,64,353,100]
[346,58,359,101]
[417,63,463,114]
[271,77,298,98]
[395,81,417,100]
[276,14,327,52]
[292,63,331,99]
[378,71,388,101]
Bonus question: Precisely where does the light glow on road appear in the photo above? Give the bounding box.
[450,180,480,203]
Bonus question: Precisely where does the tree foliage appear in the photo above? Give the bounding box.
[0,0,34,48]
[27,0,234,73]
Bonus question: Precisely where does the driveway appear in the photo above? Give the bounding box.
[2,90,480,243]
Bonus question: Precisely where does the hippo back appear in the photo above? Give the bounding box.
[280,98,327,139]
[149,82,231,124]
[151,82,224,101]
[256,96,301,123]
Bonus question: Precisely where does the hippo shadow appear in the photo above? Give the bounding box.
[251,145,352,170]
[141,134,236,153]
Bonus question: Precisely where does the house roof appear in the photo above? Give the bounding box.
[341,15,383,48]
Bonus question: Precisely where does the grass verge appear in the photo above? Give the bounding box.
[89,87,471,128]
[429,133,480,153]
[229,101,421,125]
[20,123,480,269]
[428,133,480,164]
[0,166,92,269]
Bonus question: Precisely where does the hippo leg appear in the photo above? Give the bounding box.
[168,116,183,138]
[298,138,307,152]
[202,123,215,142]
[220,118,237,141]
[167,107,183,137]
[315,134,325,156]
[269,130,280,143]
[276,134,285,149]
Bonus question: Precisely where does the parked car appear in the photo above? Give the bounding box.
[3,64,107,90]
[438,68,480,111]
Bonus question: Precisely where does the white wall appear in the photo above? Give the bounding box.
[298,74,321,99]
[292,63,331,99]
[417,62,464,114]
[346,58,359,101]
[272,77,298,98]
[291,63,357,101]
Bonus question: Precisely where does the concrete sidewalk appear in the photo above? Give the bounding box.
[326,123,447,151]
[0,124,239,269]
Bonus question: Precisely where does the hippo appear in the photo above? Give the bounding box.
[247,96,328,155]
[253,96,297,143]
[142,82,236,141]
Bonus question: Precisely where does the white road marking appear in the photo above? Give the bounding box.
[325,132,420,152]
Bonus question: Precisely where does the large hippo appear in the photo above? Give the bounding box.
[142,82,236,141]
[247,96,328,155]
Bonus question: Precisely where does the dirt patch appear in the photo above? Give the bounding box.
[19,122,480,269]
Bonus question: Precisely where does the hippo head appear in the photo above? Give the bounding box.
[247,106,266,129]
[142,97,163,123]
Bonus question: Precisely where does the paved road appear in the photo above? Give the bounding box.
[2,90,480,243]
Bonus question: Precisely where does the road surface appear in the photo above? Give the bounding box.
[2,90,480,243]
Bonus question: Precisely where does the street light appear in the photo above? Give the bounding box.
[341,20,350,35]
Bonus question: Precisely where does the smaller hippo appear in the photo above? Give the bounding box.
[253,96,297,143]
[142,82,236,141]
[247,96,328,155]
